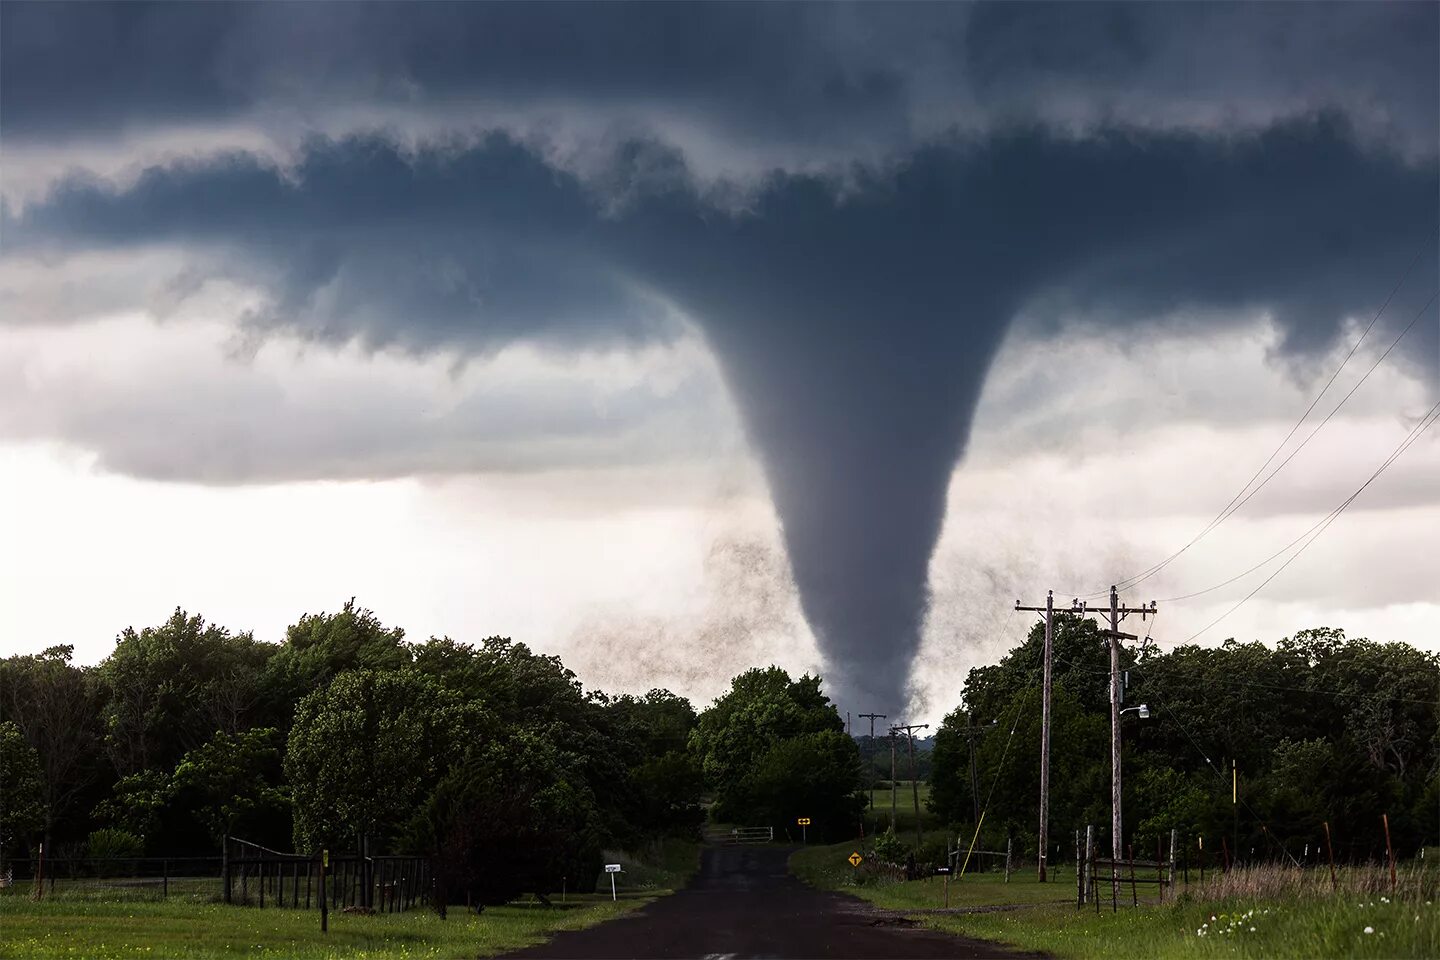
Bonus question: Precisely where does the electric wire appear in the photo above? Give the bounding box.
[1154,395,1440,603]
[1064,242,1434,600]
[1172,400,1440,646]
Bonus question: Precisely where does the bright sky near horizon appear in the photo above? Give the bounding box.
[2,2,1436,721]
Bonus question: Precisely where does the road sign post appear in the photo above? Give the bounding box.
[319,849,328,933]
[605,863,621,901]
[848,851,863,867]
[797,817,811,845]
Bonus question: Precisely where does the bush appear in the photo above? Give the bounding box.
[87,828,145,873]
[872,826,906,864]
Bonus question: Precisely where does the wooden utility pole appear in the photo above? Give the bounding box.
[1084,587,1156,866]
[889,730,898,831]
[966,715,981,824]
[894,723,930,849]
[1015,590,1056,881]
[859,712,887,826]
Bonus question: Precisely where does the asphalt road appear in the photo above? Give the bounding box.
[502,845,1040,959]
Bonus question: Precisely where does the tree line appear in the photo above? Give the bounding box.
[0,602,863,904]
[928,619,1439,866]
[3,602,1432,900]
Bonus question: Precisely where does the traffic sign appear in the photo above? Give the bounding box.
[848,851,863,867]
[605,864,621,901]
[797,817,811,826]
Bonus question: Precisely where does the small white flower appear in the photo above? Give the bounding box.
[1249,927,1256,932]
[1364,926,1374,935]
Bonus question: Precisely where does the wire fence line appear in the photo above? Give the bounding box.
[1,841,431,913]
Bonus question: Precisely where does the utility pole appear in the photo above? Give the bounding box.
[1082,587,1156,866]
[1015,589,1056,881]
[889,729,898,831]
[894,723,930,850]
[859,713,887,826]
[966,714,981,824]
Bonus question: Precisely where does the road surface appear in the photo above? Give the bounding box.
[503,845,1040,959]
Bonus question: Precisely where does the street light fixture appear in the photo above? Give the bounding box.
[1120,704,1150,720]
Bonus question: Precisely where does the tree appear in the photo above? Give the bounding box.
[285,669,477,853]
[264,600,410,720]
[689,667,852,827]
[740,729,864,842]
[93,770,170,843]
[96,611,273,775]
[412,728,602,909]
[0,721,44,863]
[170,728,288,844]
[0,645,102,851]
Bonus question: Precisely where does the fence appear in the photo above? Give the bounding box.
[226,838,430,913]
[1,857,223,901]
[702,826,774,845]
[1076,825,1177,911]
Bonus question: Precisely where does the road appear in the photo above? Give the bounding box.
[503,845,1040,959]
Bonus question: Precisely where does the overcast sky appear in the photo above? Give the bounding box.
[2,1,1436,720]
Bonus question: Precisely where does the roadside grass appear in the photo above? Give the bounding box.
[0,897,649,959]
[791,840,1440,958]
[0,841,698,959]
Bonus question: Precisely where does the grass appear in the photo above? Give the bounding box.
[0,841,699,959]
[791,840,1440,958]
[0,897,650,959]
[863,781,937,836]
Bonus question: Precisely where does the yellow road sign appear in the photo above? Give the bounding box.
[848,851,863,867]
[797,817,811,826]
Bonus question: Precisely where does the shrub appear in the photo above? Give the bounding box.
[872,826,906,864]
[87,828,144,874]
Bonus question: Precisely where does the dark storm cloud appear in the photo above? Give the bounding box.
[4,2,1436,151]
[2,1,1436,713]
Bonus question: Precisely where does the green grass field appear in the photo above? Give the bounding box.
[863,780,938,836]
[791,840,1440,959]
[0,841,699,959]
[0,897,650,959]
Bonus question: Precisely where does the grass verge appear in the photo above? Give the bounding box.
[0,841,699,959]
[791,840,1440,958]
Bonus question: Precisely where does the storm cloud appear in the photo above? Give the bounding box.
[2,1,1436,713]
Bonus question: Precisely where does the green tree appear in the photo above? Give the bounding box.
[0,721,45,862]
[170,728,288,844]
[96,610,274,775]
[285,669,477,852]
[689,667,853,828]
[264,600,410,720]
[412,728,602,909]
[93,770,170,842]
[0,645,103,850]
[741,729,864,841]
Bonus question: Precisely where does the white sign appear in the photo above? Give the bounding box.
[605,864,622,873]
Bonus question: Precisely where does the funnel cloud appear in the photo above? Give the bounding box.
[2,2,1437,713]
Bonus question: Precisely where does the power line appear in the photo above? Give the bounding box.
[1067,243,1435,599]
[1155,395,1440,603]
[1101,288,1437,599]
[1168,400,1440,645]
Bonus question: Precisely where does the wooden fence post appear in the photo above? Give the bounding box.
[1382,814,1396,893]
[320,850,328,934]
[1005,838,1012,883]
[1167,829,1176,903]
[1075,830,1083,907]
[1323,822,1337,892]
